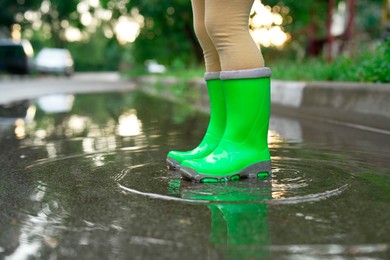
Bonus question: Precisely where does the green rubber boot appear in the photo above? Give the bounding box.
[167,72,226,170]
[180,68,272,182]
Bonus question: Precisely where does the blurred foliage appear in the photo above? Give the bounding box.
[126,0,386,71]
[147,39,389,83]
[262,0,384,62]
[269,40,390,83]
[0,0,40,31]
[27,29,123,71]
[39,0,79,47]
[1,0,387,76]
[262,0,383,37]
[67,31,125,71]
[263,0,329,37]
[126,0,201,67]
[346,39,390,82]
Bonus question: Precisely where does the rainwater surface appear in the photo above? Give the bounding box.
[1,91,390,259]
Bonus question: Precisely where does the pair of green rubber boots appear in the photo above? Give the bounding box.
[167,68,272,182]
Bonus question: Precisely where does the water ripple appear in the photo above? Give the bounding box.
[268,184,349,204]
[118,154,357,205]
[269,243,390,258]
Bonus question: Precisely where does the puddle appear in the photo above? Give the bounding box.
[118,143,365,205]
[1,91,390,259]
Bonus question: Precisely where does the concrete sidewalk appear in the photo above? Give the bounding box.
[0,73,135,105]
[136,76,390,133]
[271,80,390,133]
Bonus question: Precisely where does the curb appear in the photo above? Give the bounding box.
[136,76,390,132]
[271,80,390,133]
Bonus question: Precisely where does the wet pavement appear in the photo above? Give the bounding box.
[1,78,390,259]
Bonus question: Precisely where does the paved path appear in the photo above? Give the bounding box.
[0,72,135,105]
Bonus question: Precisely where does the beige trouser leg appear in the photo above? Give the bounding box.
[191,0,221,72]
[205,0,264,71]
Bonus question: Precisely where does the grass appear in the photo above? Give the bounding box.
[123,40,390,83]
[270,40,390,83]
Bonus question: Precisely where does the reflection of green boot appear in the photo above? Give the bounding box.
[209,204,269,260]
[172,180,271,259]
[167,72,226,170]
[180,68,272,182]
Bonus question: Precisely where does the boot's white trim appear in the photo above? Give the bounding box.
[221,67,271,80]
[204,71,221,80]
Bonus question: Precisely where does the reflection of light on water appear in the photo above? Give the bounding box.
[267,129,286,148]
[26,105,37,123]
[269,243,390,257]
[6,182,64,260]
[38,95,75,114]
[13,105,36,140]
[117,109,143,137]
[92,154,105,167]
[67,115,90,135]
[82,137,95,153]
[35,129,47,139]
[271,177,308,200]
[267,129,295,200]
[14,119,26,139]
[29,181,47,202]
[96,136,117,151]
[46,142,57,158]
[82,136,117,155]
[270,116,303,142]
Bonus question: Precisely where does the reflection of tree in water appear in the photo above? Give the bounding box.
[26,92,206,152]
[0,91,226,258]
[31,93,131,138]
[0,91,213,258]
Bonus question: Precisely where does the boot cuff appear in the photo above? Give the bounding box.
[204,71,221,80]
[221,67,271,80]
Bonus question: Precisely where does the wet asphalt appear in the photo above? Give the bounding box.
[1,73,390,259]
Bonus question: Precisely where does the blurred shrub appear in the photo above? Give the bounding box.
[357,40,390,83]
[269,58,332,81]
[270,40,390,83]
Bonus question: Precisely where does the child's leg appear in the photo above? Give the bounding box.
[179,0,271,182]
[166,0,225,170]
[205,0,264,71]
[192,0,221,72]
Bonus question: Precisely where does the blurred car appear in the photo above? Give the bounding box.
[35,48,74,76]
[0,39,34,74]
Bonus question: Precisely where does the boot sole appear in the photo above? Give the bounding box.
[180,160,271,183]
[166,157,181,170]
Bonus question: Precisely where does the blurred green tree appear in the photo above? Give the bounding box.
[262,0,384,60]
[3,0,386,71]
[125,0,202,68]
[39,0,79,47]
[0,0,41,35]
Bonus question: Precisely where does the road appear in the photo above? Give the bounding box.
[1,72,390,259]
[0,72,135,105]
